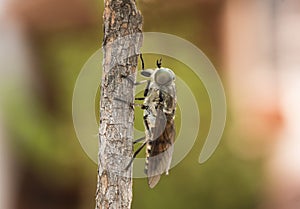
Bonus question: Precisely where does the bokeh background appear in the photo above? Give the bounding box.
[1,0,300,209]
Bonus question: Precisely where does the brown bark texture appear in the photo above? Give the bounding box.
[95,0,143,209]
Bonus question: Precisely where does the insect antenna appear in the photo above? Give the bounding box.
[156,58,162,68]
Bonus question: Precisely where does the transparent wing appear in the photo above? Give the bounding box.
[145,107,175,188]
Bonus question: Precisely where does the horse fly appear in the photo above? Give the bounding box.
[126,55,177,188]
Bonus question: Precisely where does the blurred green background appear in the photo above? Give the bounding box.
[2,0,295,209]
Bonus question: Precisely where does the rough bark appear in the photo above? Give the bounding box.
[95,0,143,209]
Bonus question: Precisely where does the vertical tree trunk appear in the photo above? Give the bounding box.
[95,0,142,209]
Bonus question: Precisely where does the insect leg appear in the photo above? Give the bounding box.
[122,76,135,85]
[135,97,145,100]
[144,80,151,97]
[159,90,163,102]
[143,115,151,134]
[134,80,148,86]
[140,54,144,70]
[133,136,145,144]
[114,98,147,109]
[125,140,147,170]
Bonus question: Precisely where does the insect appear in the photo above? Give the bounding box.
[126,55,177,188]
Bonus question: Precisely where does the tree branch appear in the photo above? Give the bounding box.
[95,0,143,209]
